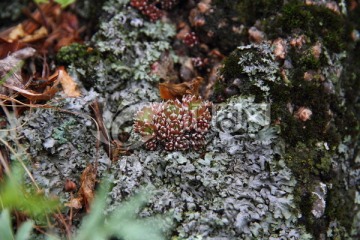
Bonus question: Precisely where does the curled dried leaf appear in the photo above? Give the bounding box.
[57,67,81,97]
[3,83,59,101]
[65,197,83,209]
[8,24,26,42]
[79,164,97,212]
[0,47,36,96]
[159,76,203,100]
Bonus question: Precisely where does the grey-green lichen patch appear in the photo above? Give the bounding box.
[108,95,312,239]
[57,0,176,93]
[0,0,29,28]
[214,43,282,101]
[213,26,359,237]
[93,10,174,83]
[56,0,177,133]
[16,0,359,238]
[21,89,111,199]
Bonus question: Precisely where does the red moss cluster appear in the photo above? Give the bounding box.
[192,57,208,68]
[130,0,179,21]
[134,95,212,151]
[159,0,179,10]
[183,32,199,47]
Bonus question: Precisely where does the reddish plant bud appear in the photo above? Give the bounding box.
[184,32,199,47]
[134,95,212,151]
[295,107,312,122]
[64,179,77,192]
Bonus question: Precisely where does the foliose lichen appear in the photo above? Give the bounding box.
[92,0,175,83]
[18,0,359,239]
[21,89,111,199]
[212,42,284,104]
[214,2,360,237]
[0,0,29,27]
[57,0,176,95]
[107,95,311,239]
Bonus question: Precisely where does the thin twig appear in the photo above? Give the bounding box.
[34,225,61,240]
[90,101,108,171]
[54,209,72,240]
[32,0,50,31]
[0,149,11,176]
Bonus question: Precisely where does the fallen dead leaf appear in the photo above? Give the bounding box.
[0,2,81,54]
[0,47,36,95]
[0,39,26,59]
[65,197,83,209]
[57,67,81,97]
[3,83,59,101]
[79,164,96,212]
[22,26,48,43]
[65,164,97,212]
[159,76,203,100]
[8,24,26,42]
[64,179,77,192]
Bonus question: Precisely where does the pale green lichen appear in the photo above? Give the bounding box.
[17,0,360,239]
[215,43,283,101]
[92,0,175,85]
[21,90,111,198]
[108,95,311,239]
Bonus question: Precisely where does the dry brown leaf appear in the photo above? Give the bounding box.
[159,76,203,100]
[65,197,83,209]
[3,83,59,101]
[64,179,77,192]
[65,164,96,212]
[8,24,26,42]
[57,68,81,97]
[0,47,36,96]
[0,39,26,59]
[79,164,96,212]
[22,26,48,43]
[0,2,81,54]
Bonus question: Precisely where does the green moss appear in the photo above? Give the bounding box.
[348,1,360,28]
[198,0,284,54]
[214,0,284,24]
[267,2,352,52]
[297,52,321,70]
[284,142,332,180]
[56,43,101,88]
[52,118,77,144]
[326,180,356,234]
[339,42,360,134]
[56,43,89,64]
[284,141,335,237]
[220,51,244,79]
[214,2,359,238]
[270,79,342,148]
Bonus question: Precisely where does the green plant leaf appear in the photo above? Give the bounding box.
[15,220,34,240]
[75,181,171,240]
[0,209,14,240]
[55,0,76,7]
[0,165,60,219]
[34,0,76,8]
[0,209,34,240]
[34,0,48,4]
[75,183,109,240]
